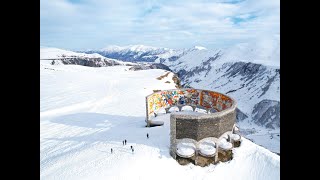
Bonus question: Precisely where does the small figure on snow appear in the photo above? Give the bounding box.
[147,133,149,139]
[122,140,124,145]
[130,145,133,150]
[124,139,127,145]
[132,148,134,153]
[111,148,113,154]
[227,135,231,142]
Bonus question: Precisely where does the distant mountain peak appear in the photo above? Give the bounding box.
[102,44,164,52]
[193,46,207,50]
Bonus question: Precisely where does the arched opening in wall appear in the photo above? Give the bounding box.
[181,105,194,111]
[194,107,208,113]
[168,106,179,112]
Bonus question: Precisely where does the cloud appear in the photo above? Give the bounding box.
[40,0,279,50]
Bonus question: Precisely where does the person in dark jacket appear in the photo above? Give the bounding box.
[147,133,149,139]
[124,139,127,145]
[111,148,113,154]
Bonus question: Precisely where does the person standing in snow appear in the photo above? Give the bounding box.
[130,145,133,150]
[124,139,127,145]
[111,148,113,154]
[122,140,124,145]
[132,147,134,153]
[147,133,149,139]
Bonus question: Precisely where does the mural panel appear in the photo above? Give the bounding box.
[146,89,232,120]
[200,90,232,111]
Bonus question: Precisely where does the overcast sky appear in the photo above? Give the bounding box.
[40,0,279,50]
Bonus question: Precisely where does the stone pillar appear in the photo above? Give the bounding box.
[170,115,177,159]
[146,120,150,127]
[215,143,219,163]
[194,149,198,166]
[145,96,149,127]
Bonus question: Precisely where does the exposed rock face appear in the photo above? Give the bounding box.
[172,74,182,88]
[128,63,171,71]
[236,108,248,122]
[174,52,222,83]
[54,58,122,67]
[252,100,280,129]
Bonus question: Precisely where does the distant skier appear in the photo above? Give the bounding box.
[111,148,113,154]
[124,139,127,145]
[132,147,134,153]
[147,133,149,139]
[122,140,124,145]
[130,145,133,150]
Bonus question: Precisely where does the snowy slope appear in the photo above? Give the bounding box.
[82,40,280,153]
[41,61,279,180]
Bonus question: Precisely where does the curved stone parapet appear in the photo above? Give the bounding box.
[156,89,238,162]
[145,88,237,126]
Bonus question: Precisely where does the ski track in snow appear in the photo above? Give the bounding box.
[40,63,279,180]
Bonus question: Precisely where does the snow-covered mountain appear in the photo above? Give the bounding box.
[165,39,279,129]
[84,40,280,129]
[40,61,279,179]
[40,47,133,67]
[83,40,280,153]
[40,47,171,71]
[86,45,218,64]
[42,38,280,153]
[85,44,185,63]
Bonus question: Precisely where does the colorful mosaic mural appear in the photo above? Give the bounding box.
[146,89,233,120]
[200,90,233,111]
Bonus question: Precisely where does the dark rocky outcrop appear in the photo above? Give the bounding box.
[128,63,171,71]
[252,100,280,129]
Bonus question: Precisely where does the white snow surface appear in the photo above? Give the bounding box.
[218,138,233,150]
[40,61,279,180]
[230,134,241,141]
[199,140,216,156]
[176,142,196,157]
